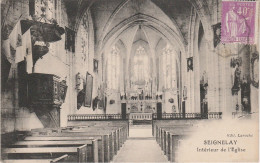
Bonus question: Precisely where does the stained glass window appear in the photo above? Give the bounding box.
[161,44,177,89]
[107,45,120,90]
[132,46,150,84]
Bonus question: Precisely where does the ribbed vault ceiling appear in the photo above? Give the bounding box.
[65,0,199,57]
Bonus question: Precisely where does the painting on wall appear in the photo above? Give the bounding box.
[77,88,85,110]
[84,72,93,107]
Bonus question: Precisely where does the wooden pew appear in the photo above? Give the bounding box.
[156,125,194,147]
[27,121,128,162]
[158,126,195,146]
[32,126,126,161]
[32,125,127,148]
[161,127,195,157]
[67,120,129,137]
[155,124,194,145]
[153,121,196,138]
[52,132,114,161]
[24,136,105,163]
[63,126,124,152]
[67,123,129,143]
[155,125,195,162]
[3,154,69,163]
[65,129,119,158]
[5,139,98,163]
[34,131,113,161]
[153,120,198,162]
[3,145,87,162]
[153,120,197,135]
[167,130,192,162]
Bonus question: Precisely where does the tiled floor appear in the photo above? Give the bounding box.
[112,125,169,162]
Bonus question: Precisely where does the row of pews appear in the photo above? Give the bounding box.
[153,120,200,162]
[2,120,129,163]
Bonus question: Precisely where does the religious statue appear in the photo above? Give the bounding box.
[76,72,82,91]
[200,72,208,118]
[241,76,251,113]
[92,96,100,111]
[231,66,241,95]
[172,105,176,113]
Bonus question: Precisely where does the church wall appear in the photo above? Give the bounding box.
[106,93,121,114]
[205,0,225,115]
[198,22,209,113]
[104,40,127,114]
[1,0,40,134]
[117,40,126,93]
[251,85,259,113]
[1,0,73,132]
[155,39,166,92]
[186,0,259,117]
[219,55,236,117]
[195,0,258,118]
[72,10,101,115]
[163,91,179,113]
[155,39,180,113]
[1,0,258,134]
[216,44,259,118]
[192,13,201,114]
[187,10,202,114]
[250,45,259,113]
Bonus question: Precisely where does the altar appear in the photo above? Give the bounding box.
[127,100,156,113]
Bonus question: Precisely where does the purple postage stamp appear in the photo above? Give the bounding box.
[221,1,256,44]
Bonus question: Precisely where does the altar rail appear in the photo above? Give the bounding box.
[152,112,222,120]
[129,113,153,120]
[208,112,223,119]
[68,112,222,121]
[68,114,127,121]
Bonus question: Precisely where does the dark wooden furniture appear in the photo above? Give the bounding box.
[27,73,67,128]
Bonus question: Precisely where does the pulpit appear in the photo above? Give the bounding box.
[27,73,67,128]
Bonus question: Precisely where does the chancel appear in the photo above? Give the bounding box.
[1,0,259,162]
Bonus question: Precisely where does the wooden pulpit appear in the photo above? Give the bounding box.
[27,73,67,128]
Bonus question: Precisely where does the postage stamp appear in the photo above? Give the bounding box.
[221,1,256,44]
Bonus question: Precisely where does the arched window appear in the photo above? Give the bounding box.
[75,19,88,74]
[107,45,120,90]
[80,23,88,65]
[132,46,149,84]
[161,44,177,89]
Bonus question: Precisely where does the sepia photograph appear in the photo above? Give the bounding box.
[1,0,259,162]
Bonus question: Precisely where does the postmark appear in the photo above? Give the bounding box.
[221,1,256,44]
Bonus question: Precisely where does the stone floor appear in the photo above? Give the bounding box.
[129,124,153,138]
[112,125,169,162]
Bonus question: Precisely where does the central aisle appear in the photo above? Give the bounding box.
[112,125,169,162]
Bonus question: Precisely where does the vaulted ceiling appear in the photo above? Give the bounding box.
[64,0,213,58]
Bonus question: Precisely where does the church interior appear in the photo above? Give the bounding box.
[1,0,259,162]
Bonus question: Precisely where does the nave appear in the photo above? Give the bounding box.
[1,116,204,163]
[1,0,259,162]
[113,125,169,162]
[2,119,129,162]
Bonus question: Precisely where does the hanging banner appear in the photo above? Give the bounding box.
[65,27,76,52]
